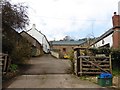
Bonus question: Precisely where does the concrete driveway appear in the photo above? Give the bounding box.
[4,54,104,88]
[21,54,72,75]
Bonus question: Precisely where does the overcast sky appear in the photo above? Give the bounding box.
[11,0,120,41]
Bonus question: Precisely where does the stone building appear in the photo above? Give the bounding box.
[50,40,86,58]
[20,31,43,56]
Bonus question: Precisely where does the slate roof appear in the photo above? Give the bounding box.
[51,40,86,46]
[26,28,50,46]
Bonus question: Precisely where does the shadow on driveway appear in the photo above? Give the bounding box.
[19,54,72,75]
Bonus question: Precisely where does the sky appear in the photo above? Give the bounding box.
[11,0,120,41]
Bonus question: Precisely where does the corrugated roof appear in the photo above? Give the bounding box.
[51,40,86,46]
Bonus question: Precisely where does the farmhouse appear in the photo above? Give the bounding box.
[26,24,50,53]
[90,12,120,49]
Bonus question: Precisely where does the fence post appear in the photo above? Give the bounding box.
[0,53,2,90]
[2,53,11,74]
[80,57,82,76]
[3,54,7,72]
[76,49,80,76]
[109,54,112,74]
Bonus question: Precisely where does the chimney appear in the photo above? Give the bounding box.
[112,12,120,48]
[32,24,36,30]
[118,1,120,15]
[112,12,120,27]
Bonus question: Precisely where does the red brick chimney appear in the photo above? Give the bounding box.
[112,12,120,48]
[112,12,120,27]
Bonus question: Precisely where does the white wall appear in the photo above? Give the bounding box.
[51,51,60,58]
[27,25,50,53]
[92,34,113,48]
[42,36,50,53]
[27,28,43,44]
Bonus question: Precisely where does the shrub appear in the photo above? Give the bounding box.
[68,50,74,61]
[111,48,120,70]
[89,47,110,56]
[9,64,18,72]
[10,38,31,64]
[68,50,74,73]
[2,27,31,65]
[2,36,15,54]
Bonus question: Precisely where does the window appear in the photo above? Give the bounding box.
[102,39,104,44]
[63,48,66,52]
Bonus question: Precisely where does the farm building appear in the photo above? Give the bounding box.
[20,31,43,56]
[26,24,50,53]
[50,40,86,58]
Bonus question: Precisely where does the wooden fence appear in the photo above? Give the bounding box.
[74,47,112,76]
[0,53,11,74]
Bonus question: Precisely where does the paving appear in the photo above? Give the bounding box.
[4,54,104,88]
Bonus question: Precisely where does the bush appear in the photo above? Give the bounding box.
[2,36,15,54]
[68,50,74,61]
[2,27,31,65]
[9,64,18,73]
[111,48,120,71]
[68,50,74,73]
[89,48,110,56]
[10,38,31,64]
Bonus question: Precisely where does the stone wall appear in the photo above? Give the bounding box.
[51,51,60,59]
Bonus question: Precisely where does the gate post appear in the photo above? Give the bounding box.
[76,49,80,76]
